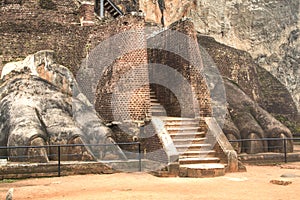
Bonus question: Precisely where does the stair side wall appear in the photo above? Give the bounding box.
[205,117,239,172]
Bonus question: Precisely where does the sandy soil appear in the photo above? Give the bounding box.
[1,163,299,200]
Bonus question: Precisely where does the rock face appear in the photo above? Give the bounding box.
[198,35,298,133]
[0,1,297,160]
[224,79,293,153]
[198,34,294,153]
[140,0,300,116]
[0,50,125,162]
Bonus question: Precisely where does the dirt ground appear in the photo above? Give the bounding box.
[0,163,299,200]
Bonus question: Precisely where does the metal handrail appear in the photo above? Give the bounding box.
[0,142,142,176]
[228,137,299,142]
[0,142,140,149]
[228,137,300,163]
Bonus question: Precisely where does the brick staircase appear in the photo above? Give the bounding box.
[150,90,167,116]
[103,0,123,18]
[150,90,225,177]
[94,0,123,18]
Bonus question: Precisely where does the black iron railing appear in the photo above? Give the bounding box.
[0,142,142,177]
[229,137,300,163]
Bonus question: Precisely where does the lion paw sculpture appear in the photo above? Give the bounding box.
[0,50,125,162]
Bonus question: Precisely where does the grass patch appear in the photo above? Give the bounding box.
[0,179,16,184]
[274,114,300,136]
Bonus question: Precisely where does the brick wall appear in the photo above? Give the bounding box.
[148,19,212,118]
[79,2,95,26]
[91,15,150,122]
[0,0,84,74]
[0,2,214,164]
[0,2,162,162]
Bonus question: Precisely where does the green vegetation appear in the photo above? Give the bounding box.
[274,114,300,136]
[0,179,16,183]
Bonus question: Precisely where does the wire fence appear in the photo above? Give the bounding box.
[229,137,300,164]
[0,142,142,177]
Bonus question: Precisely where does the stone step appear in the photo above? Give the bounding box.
[167,129,202,135]
[150,102,161,106]
[178,150,216,157]
[180,163,224,169]
[175,143,211,150]
[162,117,198,123]
[179,163,225,178]
[169,131,206,139]
[152,110,165,113]
[150,99,159,103]
[173,138,207,145]
[179,157,220,165]
[165,124,199,129]
[164,120,198,124]
[167,127,200,131]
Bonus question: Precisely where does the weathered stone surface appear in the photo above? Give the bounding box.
[225,79,293,153]
[198,34,294,153]
[0,1,297,162]
[198,35,297,142]
[140,0,300,118]
[0,50,125,162]
[193,0,300,115]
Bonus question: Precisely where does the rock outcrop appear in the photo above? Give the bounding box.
[0,50,125,162]
[0,1,297,159]
[140,0,300,117]
[224,79,293,153]
[198,35,298,122]
[198,34,294,153]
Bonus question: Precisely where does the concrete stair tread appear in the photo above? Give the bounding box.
[164,122,199,126]
[167,127,200,131]
[179,155,216,159]
[175,144,211,148]
[180,163,224,169]
[166,126,200,130]
[150,102,161,105]
[161,117,198,121]
[173,138,206,142]
[179,157,219,161]
[178,150,215,154]
[169,132,205,136]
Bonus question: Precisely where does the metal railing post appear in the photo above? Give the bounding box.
[283,138,287,163]
[58,145,61,177]
[138,142,142,172]
[100,0,104,18]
